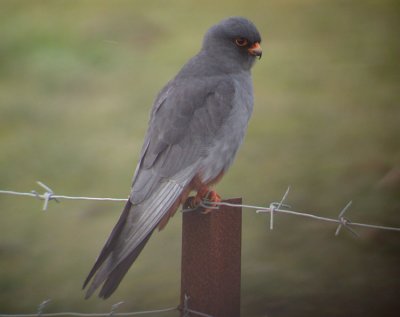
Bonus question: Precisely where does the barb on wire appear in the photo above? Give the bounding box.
[335,201,358,237]
[181,295,213,317]
[109,302,124,317]
[182,294,190,317]
[33,182,59,211]
[37,299,51,317]
[261,186,291,230]
[0,183,400,235]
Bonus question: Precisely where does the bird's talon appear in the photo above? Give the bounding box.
[183,189,221,213]
[199,189,221,213]
[183,196,198,210]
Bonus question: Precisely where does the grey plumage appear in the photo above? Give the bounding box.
[83,16,262,299]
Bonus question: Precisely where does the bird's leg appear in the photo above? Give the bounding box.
[186,187,221,213]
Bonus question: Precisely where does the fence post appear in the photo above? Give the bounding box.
[180,198,242,317]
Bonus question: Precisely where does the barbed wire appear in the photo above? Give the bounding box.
[0,181,399,236]
[0,182,399,317]
[0,181,127,211]
[184,188,400,236]
[0,297,212,317]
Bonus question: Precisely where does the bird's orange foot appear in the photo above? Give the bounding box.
[201,190,222,214]
[186,187,221,214]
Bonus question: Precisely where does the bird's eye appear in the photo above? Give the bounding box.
[235,38,248,47]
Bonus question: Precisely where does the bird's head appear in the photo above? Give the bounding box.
[202,17,262,71]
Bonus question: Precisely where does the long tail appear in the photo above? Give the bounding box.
[83,181,183,299]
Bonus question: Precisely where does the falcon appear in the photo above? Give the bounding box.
[83,16,262,299]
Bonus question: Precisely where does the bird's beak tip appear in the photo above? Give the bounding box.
[248,42,262,59]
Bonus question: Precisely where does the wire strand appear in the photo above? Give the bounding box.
[0,182,399,235]
[0,307,179,317]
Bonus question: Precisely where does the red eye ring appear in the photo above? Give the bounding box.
[235,38,248,47]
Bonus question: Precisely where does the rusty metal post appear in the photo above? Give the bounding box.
[180,198,242,317]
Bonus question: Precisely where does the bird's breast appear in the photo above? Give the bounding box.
[199,75,254,183]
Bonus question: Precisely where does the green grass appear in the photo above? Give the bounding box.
[0,1,399,316]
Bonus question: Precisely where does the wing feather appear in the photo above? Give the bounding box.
[130,78,235,203]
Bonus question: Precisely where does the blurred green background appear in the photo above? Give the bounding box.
[0,0,399,316]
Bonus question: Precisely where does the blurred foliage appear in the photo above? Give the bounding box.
[0,0,399,316]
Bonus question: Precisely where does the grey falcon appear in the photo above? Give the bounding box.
[83,16,262,299]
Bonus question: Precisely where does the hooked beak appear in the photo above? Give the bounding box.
[248,42,262,59]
